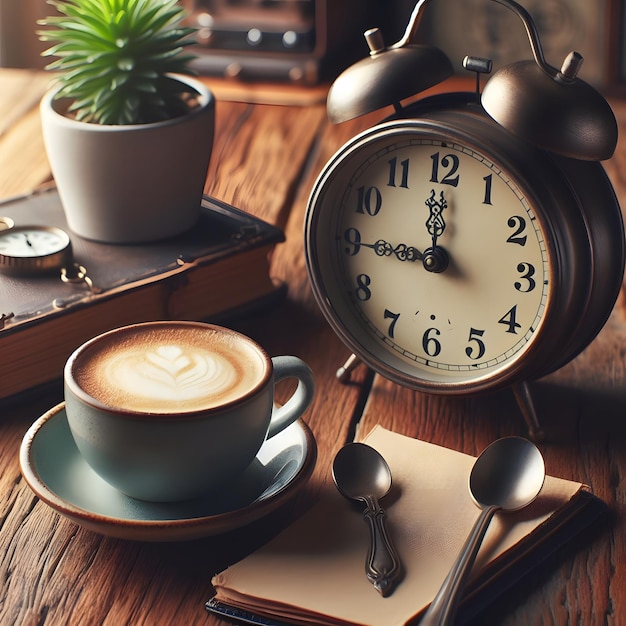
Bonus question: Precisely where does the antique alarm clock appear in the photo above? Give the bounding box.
[304,0,625,437]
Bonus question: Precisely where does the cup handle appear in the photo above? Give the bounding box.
[267,356,315,438]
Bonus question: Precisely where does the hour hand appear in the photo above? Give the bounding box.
[425,189,447,248]
[422,190,450,273]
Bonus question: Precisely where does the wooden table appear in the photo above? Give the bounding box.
[1,67,626,624]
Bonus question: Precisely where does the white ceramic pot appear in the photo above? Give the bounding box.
[40,74,215,244]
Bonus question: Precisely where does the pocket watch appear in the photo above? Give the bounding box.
[0,222,73,275]
[304,0,625,436]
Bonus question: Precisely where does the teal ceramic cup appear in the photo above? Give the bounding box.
[63,321,315,502]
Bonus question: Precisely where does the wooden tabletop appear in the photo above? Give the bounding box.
[1,67,626,624]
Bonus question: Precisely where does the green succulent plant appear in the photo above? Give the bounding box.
[38,0,199,125]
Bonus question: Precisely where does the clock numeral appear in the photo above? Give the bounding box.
[506,216,527,246]
[355,186,382,216]
[422,327,442,357]
[343,227,361,256]
[355,274,372,301]
[515,262,536,292]
[466,328,486,359]
[498,305,522,334]
[482,174,493,205]
[430,152,460,187]
[387,157,409,188]
[384,309,400,338]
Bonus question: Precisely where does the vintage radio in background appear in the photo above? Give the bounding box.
[0,1,621,92]
[180,0,378,84]
[179,0,622,90]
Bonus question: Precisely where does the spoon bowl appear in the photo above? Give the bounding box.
[420,437,545,625]
[470,436,545,511]
[333,442,392,501]
[333,443,402,597]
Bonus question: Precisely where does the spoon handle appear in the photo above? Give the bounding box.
[362,495,402,597]
[420,505,499,625]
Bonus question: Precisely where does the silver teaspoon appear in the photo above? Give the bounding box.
[420,436,545,626]
[332,442,402,597]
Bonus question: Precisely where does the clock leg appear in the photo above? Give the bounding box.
[512,382,545,442]
[336,354,362,383]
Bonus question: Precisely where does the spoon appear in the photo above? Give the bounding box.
[332,442,402,597]
[420,436,545,625]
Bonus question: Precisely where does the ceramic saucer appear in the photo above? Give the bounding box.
[20,402,317,542]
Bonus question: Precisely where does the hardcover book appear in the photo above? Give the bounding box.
[208,426,605,626]
[0,187,285,400]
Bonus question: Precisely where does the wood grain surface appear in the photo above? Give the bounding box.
[0,68,625,624]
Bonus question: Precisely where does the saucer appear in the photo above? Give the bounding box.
[20,402,317,541]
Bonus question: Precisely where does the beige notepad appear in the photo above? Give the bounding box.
[210,426,600,626]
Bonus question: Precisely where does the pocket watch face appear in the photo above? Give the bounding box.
[0,225,72,274]
[306,121,553,391]
[0,227,68,257]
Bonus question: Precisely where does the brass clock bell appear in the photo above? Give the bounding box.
[304,0,625,439]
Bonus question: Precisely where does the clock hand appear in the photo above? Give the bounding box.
[356,237,449,273]
[22,233,44,256]
[425,189,447,248]
[423,190,450,273]
[361,239,423,262]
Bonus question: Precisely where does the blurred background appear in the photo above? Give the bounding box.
[0,0,620,89]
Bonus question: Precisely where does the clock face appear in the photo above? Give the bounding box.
[0,226,72,274]
[0,227,69,258]
[306,121,555,391]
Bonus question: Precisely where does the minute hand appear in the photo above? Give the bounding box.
[361,239,423,262]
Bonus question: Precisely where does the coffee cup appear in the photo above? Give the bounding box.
[63,321,315,502]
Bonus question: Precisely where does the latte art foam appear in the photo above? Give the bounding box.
[73,325,268,413]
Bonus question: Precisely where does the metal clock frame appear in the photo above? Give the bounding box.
[305,95,624,397]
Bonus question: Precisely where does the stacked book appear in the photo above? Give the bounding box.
[0,187,285,400]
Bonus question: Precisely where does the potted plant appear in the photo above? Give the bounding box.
[38,0,215,243]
